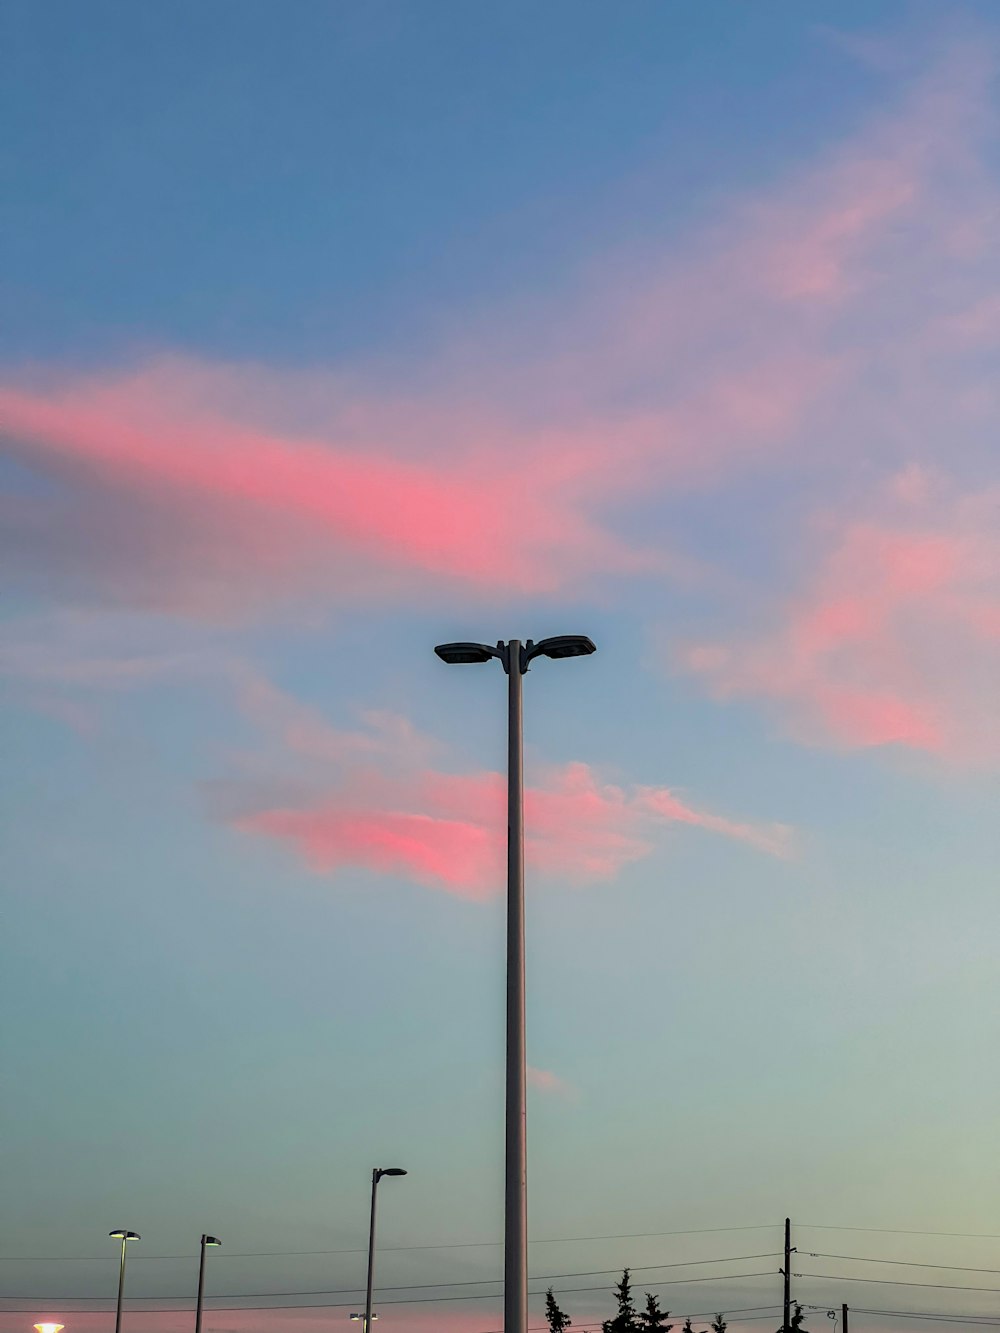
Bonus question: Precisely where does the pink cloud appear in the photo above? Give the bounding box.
[7,45,991,620]
[227,755,792,899]
[0,375,644,612]
[4,39,997,802]
[0,615,792,891]
[679,474,1000,764]
[238,800,501,899]
[636,788,793,860]
[527,1065,577,1099]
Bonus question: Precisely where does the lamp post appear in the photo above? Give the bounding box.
[364,1168,406,1333]
[195,1235,221,1333]
[433,635,596,1333]
[108,1231,140,1333]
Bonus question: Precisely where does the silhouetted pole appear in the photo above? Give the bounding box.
[783,1218,792,1333]
[506,640,527,1333]
[842,1304,849,1333]
[364,1169,380,1333]
[116,1236,127,1333]
[109,1231,140,1333]
[195,1235,221,1333]
[363,1167,406,1333]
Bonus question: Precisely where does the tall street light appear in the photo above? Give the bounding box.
[433,635,596,1333]
[364,1168,406,1333]
[195,1235,221,1333]
[108,1230,140,1333]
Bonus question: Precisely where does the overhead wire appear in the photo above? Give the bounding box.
[852,1311,1000,1326]
[0,1224,781,1262]
[799,1227,1000,1241]
[805,1254,1000,1275]
[0,1270,780,1311]
[794,1274,1000,1293]
[8,1222,1000,1318]
[0,1252,781,1301]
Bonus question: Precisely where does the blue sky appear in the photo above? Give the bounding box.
[2,6,999,1333]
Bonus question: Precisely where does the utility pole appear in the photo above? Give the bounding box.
[782,1218,794,1333]
[842,1305,849,1333]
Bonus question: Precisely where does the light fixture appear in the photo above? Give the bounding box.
[524,634,596,662]
[434,642,500,665]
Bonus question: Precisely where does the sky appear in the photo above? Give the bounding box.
[1,5,999,1333]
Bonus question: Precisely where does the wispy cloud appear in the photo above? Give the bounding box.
[5,43,992,623]
[679,470,1000,764]
[0,616,792,893]
[223,753,793,899]
[3,37,997,790]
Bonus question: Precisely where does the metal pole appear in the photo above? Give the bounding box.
[364,1169,380,1333]
[842,1305,848,1333]
[505,641,527,1333]
[115,1236,127,1333]
[783,1218,792,1333]
[195,1236,208,1333]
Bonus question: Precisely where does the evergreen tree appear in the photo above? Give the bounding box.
[639,1293,673,1333]
[711,1316,727,1333]
[682,1319,695,1333]
[545,1287,572,1333]
[779,1305,808,1333]
[603,1269,640,1333]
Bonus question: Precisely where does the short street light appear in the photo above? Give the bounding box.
[350,1316,378,1327]
[195,1235,221,1333]
[108,1231,140,1333]
[34,1323,64,1333]
[363,1168,407,1333]
[433,634,596,1333]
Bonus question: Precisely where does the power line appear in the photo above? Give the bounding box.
[0,1270,780,1312]
[800,1227,1000,1241]
[806,1254,1000,1276]
[7,1223,998,1262]
[0,1224,781,1262]
[0,1252,782,1301]
[795,1274,1000,1294]
[853,1312,1000,1327]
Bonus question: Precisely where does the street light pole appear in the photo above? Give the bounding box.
[109,1230,140,1333]
[364,1167,406,1333]
[505,642,527,1333]
[195,1235,221,1333]
[434,635,596,1333]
